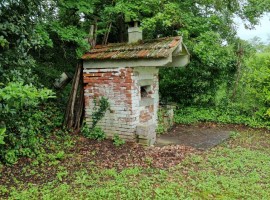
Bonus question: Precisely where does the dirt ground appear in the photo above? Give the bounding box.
[0,123,253,188]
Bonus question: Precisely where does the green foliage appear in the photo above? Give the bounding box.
[91,97,110,129]
[0,82,62,164]
[81,97,110,141]
[0,82,55,114]
[242,50,270,118]
[156,110,166,134]
[50,22,89,57]
[156,106,174,134]
[174,106,270,128]
[4,130,270,199]
[81,97,109,141]
[82,126,106,141]
[0,0,52,84]
[0,124,6,145]
[159,31,236,105]
[113,134,125,147]
[229,131,241,139]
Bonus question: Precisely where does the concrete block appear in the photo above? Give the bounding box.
[136,123,156,137]
[138,134,156,146]
[139,98,154,107]
[138,79,153,86]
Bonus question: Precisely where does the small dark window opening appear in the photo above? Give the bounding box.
[141,85,150,98]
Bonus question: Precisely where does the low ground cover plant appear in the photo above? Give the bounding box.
[0,128,269,199]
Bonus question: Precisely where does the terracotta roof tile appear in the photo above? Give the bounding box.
[82,36,182,60]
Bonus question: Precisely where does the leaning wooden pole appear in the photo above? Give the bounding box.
[64,20,97,131]
[63,60,84,130]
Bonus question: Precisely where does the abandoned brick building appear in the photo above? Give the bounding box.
[82,23,189,145]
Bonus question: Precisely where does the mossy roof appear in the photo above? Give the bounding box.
[82,36,182,60]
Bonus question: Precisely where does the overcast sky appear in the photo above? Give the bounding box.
[236,14,270,43]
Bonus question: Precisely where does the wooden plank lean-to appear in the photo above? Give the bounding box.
[63,60,84,130]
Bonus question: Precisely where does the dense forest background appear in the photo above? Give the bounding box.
[1,0,270,163]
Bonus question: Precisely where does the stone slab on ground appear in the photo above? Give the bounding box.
[156,124,233,150]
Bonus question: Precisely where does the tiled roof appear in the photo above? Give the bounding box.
[82,36,182,60]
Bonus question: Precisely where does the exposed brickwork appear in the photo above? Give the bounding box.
[140,105,154,123]
[83,66,159,143]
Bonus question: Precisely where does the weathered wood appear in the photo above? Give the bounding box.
[88,17,97,47]
[74,78,84,130]
[63,60,84,130]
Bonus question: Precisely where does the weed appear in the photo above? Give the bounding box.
[56,166,68,181]
[230,131,241,139]
[2,129,270,200]
[81,97,109,141]
[0,185,8,195]
[113,134,125,147]
[144,157,153,167]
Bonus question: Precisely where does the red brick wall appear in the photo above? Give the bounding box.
[83,66,159,143]
[83,68,138,140]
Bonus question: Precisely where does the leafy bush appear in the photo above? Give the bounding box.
[0,82,58,164]
[241,51,270,118]
[159,31,236,106]
[82,126,106,141]
[174,106,270,129]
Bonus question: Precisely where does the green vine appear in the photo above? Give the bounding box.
[91,97,110,129]
[81,97,110,141]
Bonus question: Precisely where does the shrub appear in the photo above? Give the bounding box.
[241,51,270,119]
[82,126,106,141]
[0,82,56,164]
[174,106,270,129]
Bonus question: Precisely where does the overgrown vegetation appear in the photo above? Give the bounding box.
[0,82,57,164]
[82,126,106,141]
[1,128,269,199]
[172,45,270,128]
[91,97,110,130]
[81,97,109,141]
[156,106,175,134]
[1,4,270,200]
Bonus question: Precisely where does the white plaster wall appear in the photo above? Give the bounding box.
[133,67,159,124]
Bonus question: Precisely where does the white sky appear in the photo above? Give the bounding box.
[236,14,270,43]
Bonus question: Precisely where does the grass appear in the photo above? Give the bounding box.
[1,128,270,199]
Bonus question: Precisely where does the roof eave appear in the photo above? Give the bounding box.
[83,57,173,69]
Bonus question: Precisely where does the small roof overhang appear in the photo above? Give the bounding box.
[82,36,190,69]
